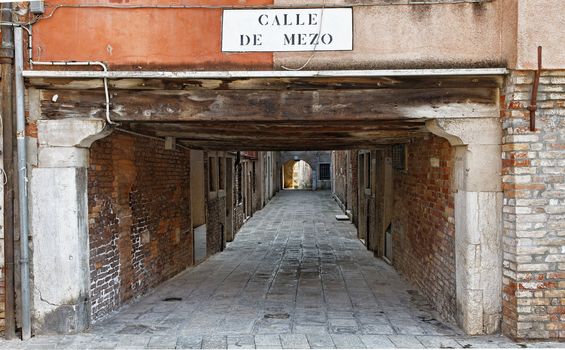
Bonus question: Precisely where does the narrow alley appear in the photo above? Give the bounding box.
[7,191,526,349]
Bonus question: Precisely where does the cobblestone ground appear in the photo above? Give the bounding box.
[3,191,562,349]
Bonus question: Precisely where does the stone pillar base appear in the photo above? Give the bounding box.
[427,118,502,335]
[29,119,110,334]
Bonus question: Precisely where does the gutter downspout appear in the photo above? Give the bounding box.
[528,46,542,132]
[0,3,16,339]
[14,27,30,341]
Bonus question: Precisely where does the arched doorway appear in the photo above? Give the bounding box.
[282,160,313,190]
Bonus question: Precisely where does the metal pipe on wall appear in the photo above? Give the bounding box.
[22,68,509,79]
[14,27,30,341]
[30,60,115,125]
[0,2,16,339]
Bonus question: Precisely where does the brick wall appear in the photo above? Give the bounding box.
[88,132,192,322]
[233,203,245,236]
[391,135,457,324]
[206,196,226,256]
[502,70,565,340]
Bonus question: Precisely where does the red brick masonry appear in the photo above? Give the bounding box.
[88,132,192,321]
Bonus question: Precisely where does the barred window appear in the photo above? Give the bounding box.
[319,163,331,180]
[392,144,407,171]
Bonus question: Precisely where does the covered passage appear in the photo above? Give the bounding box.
[24,69,504,341]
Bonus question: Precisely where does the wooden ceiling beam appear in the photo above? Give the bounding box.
[40,87,498,122]
[175,137,416,150]
[127,122,426,134]
[149,131,425,141]
[29,75,502,91]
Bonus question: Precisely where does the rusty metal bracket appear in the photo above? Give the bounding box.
[527,46,542,132]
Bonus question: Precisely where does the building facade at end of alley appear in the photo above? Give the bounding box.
[0,0,564,343]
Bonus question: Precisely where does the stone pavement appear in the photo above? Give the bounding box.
[2,191,562,349]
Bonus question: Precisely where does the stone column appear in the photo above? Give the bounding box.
[426,117,503,335]
[29,118,111,334]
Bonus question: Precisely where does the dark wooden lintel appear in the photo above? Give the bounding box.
[28,75,503,91]
[177,137,417,151]
[40,87,498,122]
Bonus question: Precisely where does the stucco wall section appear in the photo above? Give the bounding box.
[274,1,507,70]
[33,0,273,69]
[516,0,565,70]
[27,0,565,71]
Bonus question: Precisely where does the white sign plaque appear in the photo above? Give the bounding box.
[222,8,353,52]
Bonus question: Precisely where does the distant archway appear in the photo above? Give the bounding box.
[282,160,312,190]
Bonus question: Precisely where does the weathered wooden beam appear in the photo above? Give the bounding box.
[125,120,426,136]
[28,75,502,91]
[177,137,415,151]
[130,128,425,139]
[125,123,424,141]
[127,121,426,134]
[149,130,424,140]
[175,136,419,146]
[40,87,498,122]
[120,120,425,150]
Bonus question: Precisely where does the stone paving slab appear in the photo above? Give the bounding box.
[227,335,255,349]
[2,192,562,348]
[254,334,283,348]
[416,335,462,349]
[176,335,203,349]
[148,335,179,349]
[306,334,336,349]
[280,334,310,349]
[202,335,227,349]
[331,334,366,349]
[387,335,425,348]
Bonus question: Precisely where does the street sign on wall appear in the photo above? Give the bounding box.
[222,8,353,52]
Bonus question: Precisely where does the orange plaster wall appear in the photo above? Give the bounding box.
[33,0,273,70]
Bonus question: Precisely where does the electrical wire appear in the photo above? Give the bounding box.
[116,128,191,150]
[280,0,326,72]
